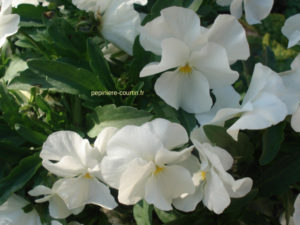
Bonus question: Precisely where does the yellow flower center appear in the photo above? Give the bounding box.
[179,64,192,74]
[84,173,92,179]
[200,171,206,181]
[154,166,165,175]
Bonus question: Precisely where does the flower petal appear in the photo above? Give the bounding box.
[205,14,250,63]
[94,127,118,156]
[291,105,300,132]
[145,165,195,211]
[154,70,212,114]
[230,0,243,19]
[244,0,274,25]
[141,118,189,150]
[118,158,155,205]
[191,43,239,89]
[0,14,20,48]
[140,38,190,77]
[49,195,73,219]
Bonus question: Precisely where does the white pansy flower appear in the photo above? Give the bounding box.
[216,0,274,25]
[282,14,300,48]
[140,6,249,63]
[0,0,20,48]
[196,63,296,141]
[0,194,42,225]
[173,129,252,214]
[40,128,118,211]
[29,181,84,219]
[72,0,146,55]
[139,6,249,113]
[101,118,195,211]
[281,54,300,132]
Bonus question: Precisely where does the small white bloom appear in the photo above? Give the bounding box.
[139,6,249,113]
[0,194,42,225]
[0,0,20,48]
[173,129,252,214]
[72,0,145,55]
[40,129,118,211]
[101,118,195,211]
[29,181,84,219]
[216,0,274,25]
[282,14,300,48]
[281,54,300,132]
[197,63,296,141]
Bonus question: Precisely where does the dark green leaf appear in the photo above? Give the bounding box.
[259,122,286,165]
[0,141,31,162]
[86,38,115,91]
[87,104,153,138]
[27,59,106,97]
[0,154,41,205]
[259,150,300,196]
[14,123,47,145]
[154,208,180,223]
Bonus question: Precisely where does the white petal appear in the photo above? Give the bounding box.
[139,6,202,55]
[145,165,195,211]
[49,195,72,219]
[101,0,140,55]
[228,93,288,141]
[94,127,118,156]
[226,177,253,198]
[141,118,188,150]
[292,105,300,132]
[118,158,155,205]
[293,194,300,225]
[203,169,231,214]
[40,131,92,177]
[282,14,300,48]
[155,146,193,166]
[28,185,52,197]
[244,0,274,25]
[102,125,163,189]
[196,86,241,125]
[0,14,20,48]
[11,0,39,7]
[191,43,239,89]
[154,70,212,114]
[216,0,232,6]
[230,0,243,19]
[205,14,250,63]
[140,38,190,77]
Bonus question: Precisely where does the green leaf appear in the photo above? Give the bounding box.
[177,109,197,134]
[0,142,31,163]
[48,17,86,56]
[203,125,254,163]
[14,123,47,145]
[133,200,153,225]
[3,57,28,83]
[188,0,203,11]
[86,38,116,91]
[154,208,180,223]
[259,122,286,165]
[13,4,46,23]
[259,150,300,196]
[87,104,153,138]
[0,153,41,205]
[27,59,106,97]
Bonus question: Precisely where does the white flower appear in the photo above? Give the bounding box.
[282,14,300,48]
[140,6,249,63]
[0,194,42,225]
[216,0,274,25]
[173,129,253,214]
[0,0,20,48]
[281,54,300,132]
[72,0,146,55]
[51,221,83,225]
[101,118,195,211]
[197,63,296,141]
[40,129,118,211]
[139,6,249,113]
[28,181,84,219]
